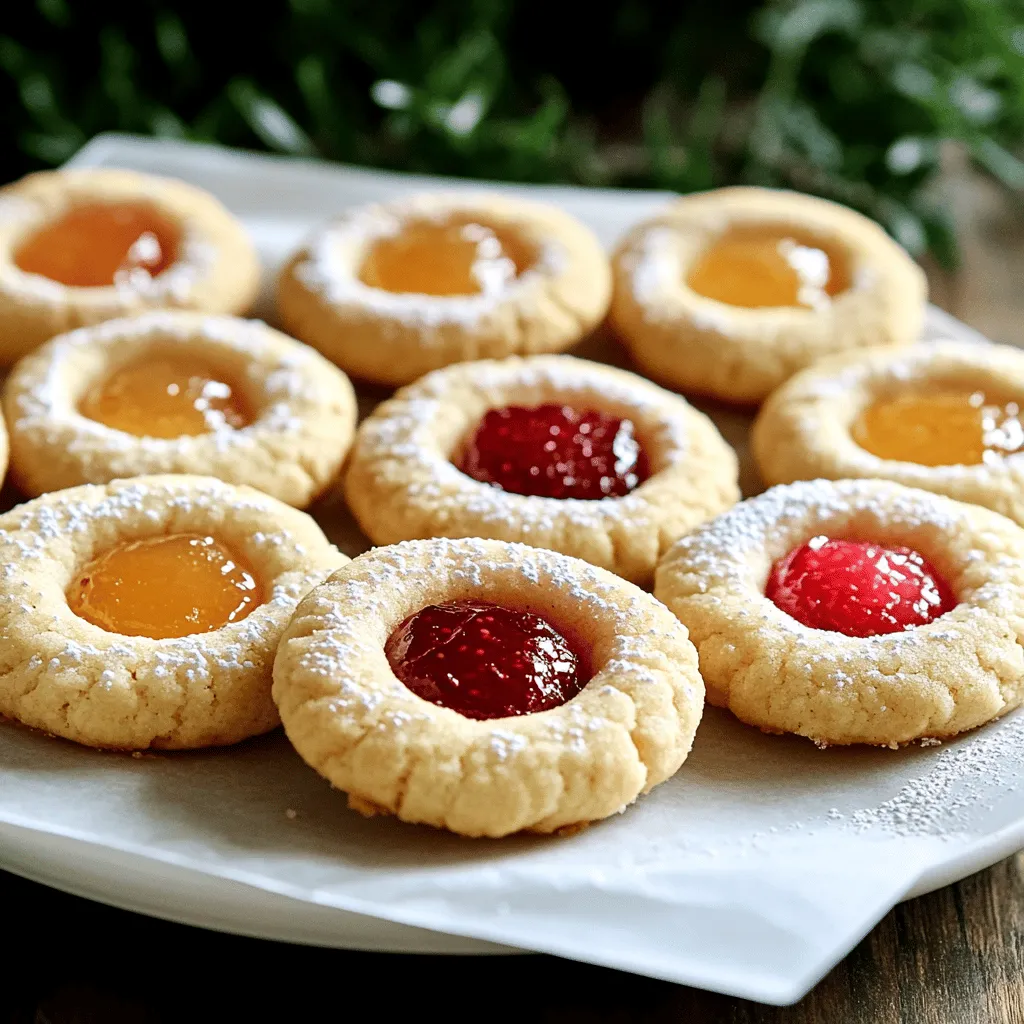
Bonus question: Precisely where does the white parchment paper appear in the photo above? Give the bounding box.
[0,135,1017,1006]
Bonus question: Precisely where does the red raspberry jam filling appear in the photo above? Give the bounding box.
[457,404,649,500]
[766,537,956,638]
[384,599,586,720]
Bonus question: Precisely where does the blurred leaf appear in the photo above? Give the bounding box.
[971,136,1024,189]
[1,0,1024,266]
[34,0,70,28]
[227,79,317,155]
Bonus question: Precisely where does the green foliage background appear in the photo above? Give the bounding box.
[4,0,1024,264]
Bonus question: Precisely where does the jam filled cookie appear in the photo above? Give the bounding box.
[0,474,346,749]
[655,478,1024,747]
[276,192,611,386]
[753,340,1024,526]
[0,168,259,361]
[273,537,704,837]
[3,311,357,508]
[610,187,926,404]
[344,355,739,585]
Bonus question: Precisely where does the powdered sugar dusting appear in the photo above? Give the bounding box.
[781,339,1024,488]
[0,476,338,683]
[9,311,349,463]
[357,355,695,533]
[835,710,1024,838]
[291,536,700,741]
[293,193,567,334]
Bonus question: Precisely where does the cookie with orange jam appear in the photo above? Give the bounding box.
[3,311,356,508]
[344,354,739,585]
[273,537,704,837]
[276,192,611,386]
[752,341,1024,527]
[0,168,259,360]
[610,187,927,404]
[0,474,346,749]
[655,478,1024,747]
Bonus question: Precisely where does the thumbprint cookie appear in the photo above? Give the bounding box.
[3,311,357,508]
[610,187,926,404]
[276,192,611,386]
[753,340,1024,526]
[655,478,1024,747]
[0,168,260,360]
[273,537,704,837]
[344,354,739,585]
[0,474,346,750]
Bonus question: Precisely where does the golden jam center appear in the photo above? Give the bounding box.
[79,356,252,439]
[68,533,263,639]
[853,389,1024,467]
[686,226,850,309]
[15,202,179,288]
[358,218,535,296]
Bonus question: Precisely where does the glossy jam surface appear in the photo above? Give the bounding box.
[852,390,1024,467]
[79,357,252,439]
[687,227,850,309]
[359,218,534,296]
[766,537,956,638]
[15,203,179,288]
[458,404,649,500]
[385,600,585,720]
[68,533,262,639]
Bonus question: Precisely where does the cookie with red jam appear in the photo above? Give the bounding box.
[273,537,704,837]
[344,355,739,586]
[655,478,1024,747]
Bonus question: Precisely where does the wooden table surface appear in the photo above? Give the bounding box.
[4,855,1024,1023]
[4,168,1024,1024]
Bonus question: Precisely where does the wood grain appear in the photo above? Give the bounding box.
[4,855,1024,1022]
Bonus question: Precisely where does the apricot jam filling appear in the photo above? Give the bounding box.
[15,202,179,288]
[68,533,263,639]
[853,389,1024,467]
[359,218,535,296]
[79,356,252,439]
[385,599,586,720]
[686,226,850,309]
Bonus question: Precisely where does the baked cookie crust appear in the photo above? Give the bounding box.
[610,187,927,405]
[0,168,260,361]
[344,355,739,586]
[655,478,1024,747]
[753,340,1024,526]
[3,311,357,508]
[0,474,346,750]
[276,192,612,386]
[273,537,704,837]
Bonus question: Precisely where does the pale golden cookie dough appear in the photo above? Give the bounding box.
[3,311,357,508]
[276,192,611,386]
[753,340,1024,526]
[0,168,260,361]
[0,474,346,750]
[273,537,704,837]
[0,409,10,494]
[344,355,739,586]
[610,187,927,405]
[655,478,1024,747]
